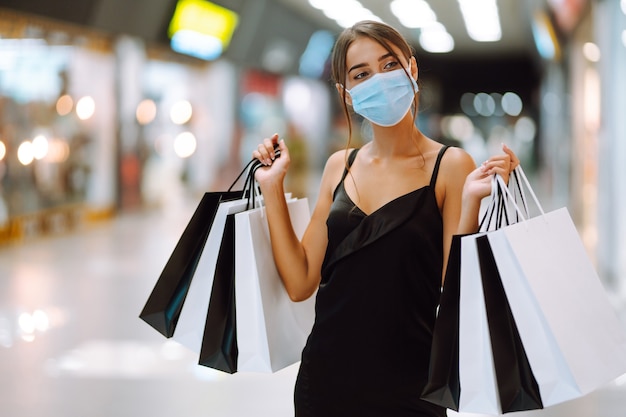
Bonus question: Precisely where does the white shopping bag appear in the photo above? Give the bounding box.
[458,232,501,415]
[488,207,626,405]
[172,198,251,353]
[487,171,626,408]
[235,197,315,373]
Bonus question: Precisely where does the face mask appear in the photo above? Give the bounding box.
[346,63,418,127]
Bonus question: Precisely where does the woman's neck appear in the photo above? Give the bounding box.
[367,122,426,159]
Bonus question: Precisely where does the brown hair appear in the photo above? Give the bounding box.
[330,20,419,149]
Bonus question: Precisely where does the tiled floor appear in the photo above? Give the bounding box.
[1,203,625,417]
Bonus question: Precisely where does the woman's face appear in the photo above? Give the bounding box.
[344,36,411,90]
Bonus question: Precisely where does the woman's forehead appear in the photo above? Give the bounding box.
[345,36,402,68]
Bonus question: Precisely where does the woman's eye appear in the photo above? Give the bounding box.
[354,71,369,80]
[383,61,399,70]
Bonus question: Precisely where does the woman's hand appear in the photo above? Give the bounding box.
[252,133,291,187]
[463,143,519,202]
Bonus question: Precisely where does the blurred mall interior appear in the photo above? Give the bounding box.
[0,0,625,416]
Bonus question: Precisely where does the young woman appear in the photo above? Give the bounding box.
[253,20,517,417]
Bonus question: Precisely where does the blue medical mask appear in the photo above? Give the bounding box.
[346,63,418,127]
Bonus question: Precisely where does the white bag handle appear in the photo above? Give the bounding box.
[495,166,545,223]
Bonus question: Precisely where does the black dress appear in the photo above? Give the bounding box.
[294,146,450,417]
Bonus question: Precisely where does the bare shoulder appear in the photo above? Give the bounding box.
[439,145,476,181]
[325,148,352,169]
[322,148,353,183]
[431,145,476,208]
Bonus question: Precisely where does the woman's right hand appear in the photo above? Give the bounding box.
[252,133,290,187]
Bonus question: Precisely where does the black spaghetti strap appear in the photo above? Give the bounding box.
[430,145,450,188]
[340,148,360,182]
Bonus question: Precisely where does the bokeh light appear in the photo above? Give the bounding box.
[441,114,474,142]
[460,92,478,116]
[502,92,523,116]
[514,116,537,143]
[474,92,496,117]
[46,139,71,163]
[170,100,192,125]
[32,135,49,160]
[17,141,34,165]
[136,99,157,125]
[173,131,197,158]
[76,96,95,120]
[583,42,601,62]
[56,94,74,116]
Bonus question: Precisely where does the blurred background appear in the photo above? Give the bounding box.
[0,0,625,416]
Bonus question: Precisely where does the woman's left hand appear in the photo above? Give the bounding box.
[483,143,519,181]
[463,143,520,201]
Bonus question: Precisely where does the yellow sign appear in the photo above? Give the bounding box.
[168,0,239,48]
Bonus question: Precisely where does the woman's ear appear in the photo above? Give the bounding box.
[411,56,418,80]
[335,82,352,106]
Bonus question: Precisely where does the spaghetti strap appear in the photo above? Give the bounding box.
[429,145,450,189]
[340,148,360,183]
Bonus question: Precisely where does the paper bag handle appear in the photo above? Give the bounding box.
[495,166,545,223]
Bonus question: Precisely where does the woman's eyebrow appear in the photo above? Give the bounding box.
[348,53,394,74]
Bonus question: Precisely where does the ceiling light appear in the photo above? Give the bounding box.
[390,0,437,29]
[321,0,362,20]
[419,23,454,53]
[329,6,380,28]
[458,0,502,42]
[309,0,333,10]
[309,0,380,29]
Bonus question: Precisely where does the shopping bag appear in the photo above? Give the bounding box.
[139,158,260,337]
[198,213,238,373]
[234,197,315,373]
[486,171,626,407]
[172,198,251,353]
[476,235,543,413]
[193,193,291,374]
[139,190,241,337]
[458,231,501,414]
[421,234,464,410]
[423,176,510,413]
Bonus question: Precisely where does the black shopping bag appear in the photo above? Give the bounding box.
[421,234,465,410]
[198,214,238,373]
[421,186,505,411]
[476,235,543,413]
[139,158,261,338]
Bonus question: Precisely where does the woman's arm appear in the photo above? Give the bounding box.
[438,148,477,284]
[253,134,345,301]
[439,144,518,283]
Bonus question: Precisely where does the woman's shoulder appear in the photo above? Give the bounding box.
[440,144,473,162]
[438,144,476,180]
[317,147,356,189]
[324,147,357,172]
